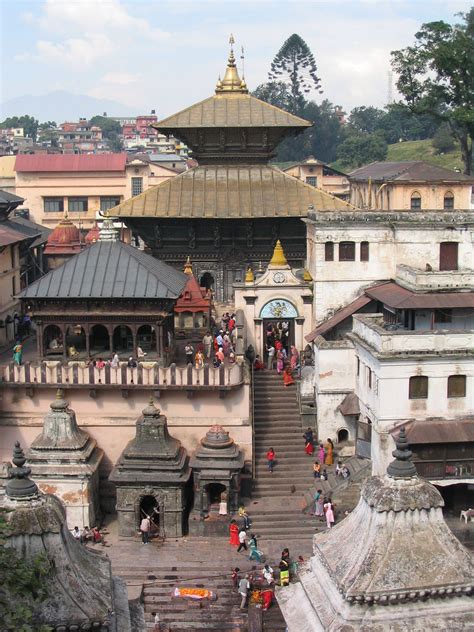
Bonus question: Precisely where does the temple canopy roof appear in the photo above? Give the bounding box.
[112,164,354,219]
[175,257,211,313]
[20,240,187,300]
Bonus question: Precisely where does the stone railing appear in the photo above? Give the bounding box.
[396,264,474,292]
[351,314,474,355]
[0,360,244,391]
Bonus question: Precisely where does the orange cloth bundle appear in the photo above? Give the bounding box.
[172,587,216,601]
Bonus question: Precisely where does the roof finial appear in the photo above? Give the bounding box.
[183,256,193,275]
[269,240,288,267]
[6,441,39,499]
[216,35,248,94]
[387,427,417,478]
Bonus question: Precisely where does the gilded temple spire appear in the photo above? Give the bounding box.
[215,34,248,94]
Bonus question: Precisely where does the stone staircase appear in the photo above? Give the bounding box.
[249,372,321,556]
[109,537,286,632]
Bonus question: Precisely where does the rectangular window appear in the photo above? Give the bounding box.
[100,196,121,212]
[44,197,64,212]
[339,241,355,261]
[131,177,143,196]
[447,375,466,398]
[409,375,428,399]
[356,357,360,376]
[360,241,369,261]
[434,309,452,324]
[68,197,88,212]
[324,241,334,261]
[368,368,372,389]
[12,275,16,297]
[306,176,317,187]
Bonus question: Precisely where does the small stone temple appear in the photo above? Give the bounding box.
[277,428,474,631]
[174,256,212,340]
[110,398,191,538]
[20,219,187,360]
[26,389,103,529]
[190,424,244,518]
[2,442,132,631]
[43,211,84,270]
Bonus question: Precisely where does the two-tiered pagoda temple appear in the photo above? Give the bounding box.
[112,41,353,301]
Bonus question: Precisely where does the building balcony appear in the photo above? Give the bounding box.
[414,459,473,481]
[0,360,244,394]
[396,264,474,292]
[351,313,474,356]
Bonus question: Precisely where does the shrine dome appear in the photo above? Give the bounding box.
[85,221,100,244]
[44,213,82,255]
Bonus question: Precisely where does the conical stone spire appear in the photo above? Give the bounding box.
[387,426,417,478]
[5,442,38,499]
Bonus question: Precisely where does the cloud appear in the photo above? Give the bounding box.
[36,0,170,41]
[102,72,141,85]
[16,34,115,68]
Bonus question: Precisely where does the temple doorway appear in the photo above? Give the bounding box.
[263,318,295,362]
[113,325,133,353]
[137,325,156,352]
[199,272,214,292]
[89,324,110,353]
[338,428,349,443]
[206,482,226,506]
[139,495,160,534]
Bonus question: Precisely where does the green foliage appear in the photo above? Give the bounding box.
[89,115,123,152]
[348,106,385,134]
[253,81,293,111]
[0,115,39,140]
[0,510,52,632]
[336,130,388,169]
[432,123,456,154]
[269,34,322,113]
[386,138,463,171]
[391,9,474,173]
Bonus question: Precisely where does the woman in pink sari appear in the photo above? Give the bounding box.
[318,443,325,464]
[276,350,284,374]
[290,346,299,371]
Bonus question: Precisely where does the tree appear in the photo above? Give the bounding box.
[336,130,388,169]
[0,116,39,140]
[391,9,474,173]
[432,123,456,154]
[252,81,292,111]
[348,106,385,134]
[376,104,438,144]
[0,510,51,631]
[89,115,123,152]
[268,34,322,114]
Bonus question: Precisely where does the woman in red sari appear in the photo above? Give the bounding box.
[283,365,295,386]
[229,519,239,547]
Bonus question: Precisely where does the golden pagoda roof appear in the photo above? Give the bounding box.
[269,240,288,266]
[112,165,355,219]
[153,40,310,130]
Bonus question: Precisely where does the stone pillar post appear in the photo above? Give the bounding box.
[131,325,137,356]
[62,324,67,360]
[108,326,114,353]
[156,322,163,356]
[85,324,90,357]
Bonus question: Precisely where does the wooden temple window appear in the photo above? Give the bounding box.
[324,241,334,261]
[339,241,355,261]
[443,191,454,210]
[360,241,369,261]
[409,376,428,400]
[410,191,422,210]
[447,375,466,398]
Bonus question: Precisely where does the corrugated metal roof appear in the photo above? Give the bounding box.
[113,165,355,219]
[0,223,33,246]
[306,295,372,342]
[12,217,52,248]
[20,241,187,300]
[154,94,311,129]
[349,161,474,183]
[0,189,24,205]
[15,153,127,173]
[365,282,474,309]
[393,419,474,444]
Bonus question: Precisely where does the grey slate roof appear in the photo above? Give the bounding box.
[20,241,187,300]
[0,189,24,205]
[349,161,474,183]
[8,216,51,248]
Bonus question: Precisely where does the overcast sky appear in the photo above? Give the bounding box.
[1,0,471,117]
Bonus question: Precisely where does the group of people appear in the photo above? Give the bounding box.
[71,525,103,544]
[312,491,336,528]
[229,519,264,563]
[183,313,239,369]
[263,322,300,388]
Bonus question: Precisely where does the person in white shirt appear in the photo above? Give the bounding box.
[237,528,247,552]
[110,352,119,368]
[71,526,81,541]
[137,346,146,359]
[263,564,274,585]
[140,516,151,544]
[238,574,250,610]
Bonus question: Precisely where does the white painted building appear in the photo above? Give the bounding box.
[306,210,474,325]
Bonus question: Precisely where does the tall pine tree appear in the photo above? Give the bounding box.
[268,34,322,114]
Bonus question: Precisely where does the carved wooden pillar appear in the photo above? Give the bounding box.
[85,324,90,357]
[156,322,163,356]
[131,325,137,356]
[62,324,67,360]
[108,325,114,353]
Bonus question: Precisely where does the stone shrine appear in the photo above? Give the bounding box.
[190,424,244,518]
[277,428,474,630]
[1,442,132,631]
[26,389,103,529]
[110,398,191,538]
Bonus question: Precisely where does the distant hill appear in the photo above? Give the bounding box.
[0,91,136,122]
[386,139,463,172]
